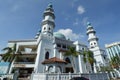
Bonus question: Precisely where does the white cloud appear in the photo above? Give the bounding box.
[57,29,84,41]
[77,6,85,14]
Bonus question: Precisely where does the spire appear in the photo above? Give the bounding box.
[87,22,93,29]
[87,22,91,26]
[86,22,99,48]
[41,3,55,36]
[86,22,95,34]
[48,2,53,8]
[43,3,55,19]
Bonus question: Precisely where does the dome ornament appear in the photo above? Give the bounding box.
[48,2,53,8]
[87,22,91,26]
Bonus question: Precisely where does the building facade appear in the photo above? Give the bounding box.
[105,42,120,59]
[0,4,109,80]
[0,4,91,79]
[105,42,120,78]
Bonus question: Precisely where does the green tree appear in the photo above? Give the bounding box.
[83,50,95,73]
[99,65,113,72]
[1,43,16,62]
[110,54,120,70]
[64,46,80,73]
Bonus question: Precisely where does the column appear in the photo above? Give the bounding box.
[53,44,57,57]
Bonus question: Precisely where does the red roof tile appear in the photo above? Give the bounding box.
[42,57,67,64]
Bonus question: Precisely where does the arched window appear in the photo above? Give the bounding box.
[57,66,62,73]
[44,27,46,30]
[45,52,49,59]
[65,57,71,63]
[94,42,96,45]
[48,66,53,73]
[82,47,84,50]
[49,27,51,30]
[91,43,93,45]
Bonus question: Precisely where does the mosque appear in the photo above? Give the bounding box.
[0,4,108,80]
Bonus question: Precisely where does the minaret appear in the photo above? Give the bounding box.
[41,3,55,36]
[86,22,99,48]
[86,22,106,72]
[34,4,55,73]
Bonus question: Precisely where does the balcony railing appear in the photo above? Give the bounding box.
[14,62,35,67]
[21,51,37,54]
[14,62,35,64]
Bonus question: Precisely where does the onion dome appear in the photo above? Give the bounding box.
[53,32,66,40]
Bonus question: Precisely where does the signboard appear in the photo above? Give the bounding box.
[0,62,10,74]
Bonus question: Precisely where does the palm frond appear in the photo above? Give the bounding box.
[83,57,87,63]
[1,43,17,62]
[2,47,12,51]
[82,50,95,68]
[64,46,79,57]
[2,55,10,62]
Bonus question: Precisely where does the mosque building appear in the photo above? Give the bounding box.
[0,4,108,80]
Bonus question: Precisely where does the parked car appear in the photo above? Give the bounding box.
[70,77,89,80]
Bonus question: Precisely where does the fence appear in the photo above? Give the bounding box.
[31,73,109,80]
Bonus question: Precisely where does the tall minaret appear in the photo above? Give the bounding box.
[41,3,55,36]
[86,22,99,48]
[34,4,55,73]
[86,22,106,72]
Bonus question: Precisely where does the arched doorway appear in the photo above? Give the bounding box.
[65,57,74,73]
[45,52,49,59]
[65,57,71,63]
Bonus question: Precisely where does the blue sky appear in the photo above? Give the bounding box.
[0,0,120,52]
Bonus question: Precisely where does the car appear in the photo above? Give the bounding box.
[70,77,89,80]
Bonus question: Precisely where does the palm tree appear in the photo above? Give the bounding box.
[110,54,120,71]
[83,50,95,73]
[0,43,17,74]
[64,46,80,73]
[99,65,113,72]
[1,43,16,62]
